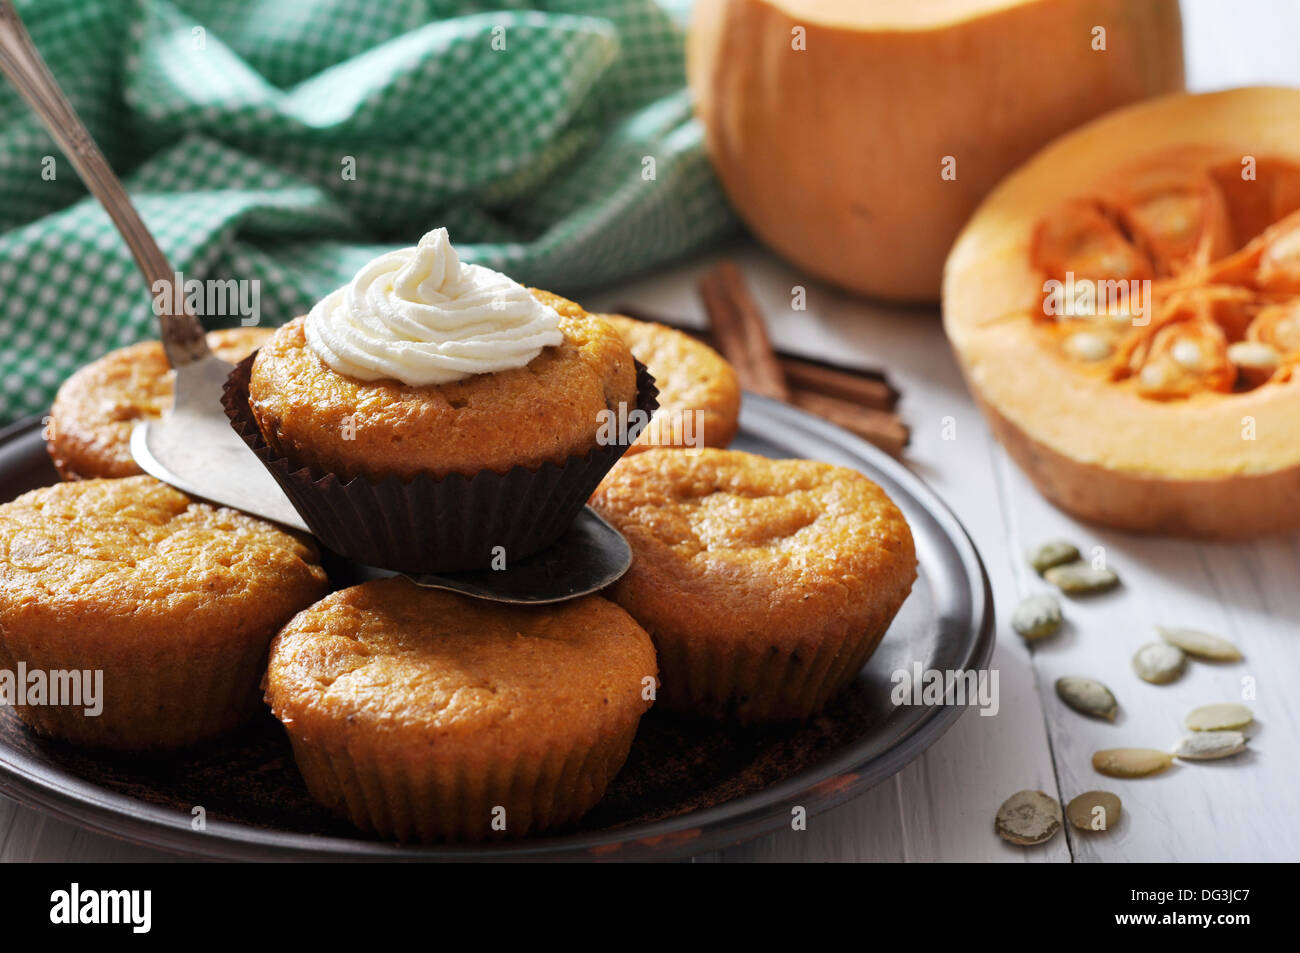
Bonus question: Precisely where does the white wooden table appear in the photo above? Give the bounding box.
[3,0,1296,863]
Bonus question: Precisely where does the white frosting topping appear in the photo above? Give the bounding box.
[304,228,563,386]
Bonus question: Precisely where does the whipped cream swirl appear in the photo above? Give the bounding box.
[304,228,563,386]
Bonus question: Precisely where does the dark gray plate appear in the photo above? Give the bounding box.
[0,397,993,861]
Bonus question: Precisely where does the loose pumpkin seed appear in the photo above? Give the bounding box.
[1011,594,1063,640]
[1092,748,1174,778]
[995,790,1062,846]
[1065,331,1114,362]
[1055,676,1118,721]
[1132,642,1186,684]
[1157,626,1243,661]
[1026,540,1080,574]
[1066,791,1122,832]
[1044,560,1119,595]
[1185,703,1254,732]
[1173,731,1247,761]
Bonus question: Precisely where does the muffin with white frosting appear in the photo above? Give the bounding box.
[223,228,655,573]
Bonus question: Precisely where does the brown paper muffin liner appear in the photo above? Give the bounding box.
[0,629,266,752]
[222,354,658,574]
[284,722,641,842]
[653,622,892,724]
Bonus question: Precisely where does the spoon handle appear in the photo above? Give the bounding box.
[0,1,209,367]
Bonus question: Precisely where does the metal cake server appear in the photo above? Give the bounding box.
[0,0,631,602]
[0,1,303,530]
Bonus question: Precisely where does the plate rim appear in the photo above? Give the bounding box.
[0,398,994,861]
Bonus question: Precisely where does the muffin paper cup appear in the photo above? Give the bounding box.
[654,622,891,724]
[0,628,267,752]
[222,354,658,574]
[285,721,641,842]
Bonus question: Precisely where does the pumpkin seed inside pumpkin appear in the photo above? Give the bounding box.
[995,790,1062,846]
[1171,338,1204,369]
[1227,340,1279,371]
[1139,361,1172,392]
[1156,626,1243,661]
[1065,331,1114,362]
[1044,561,1119,595]
[1055,676,1118,721]
[1066,791,1122,832]
[1092,748,1174,778]
[1012,594,1063,640]
[1133,642,1186,684]
[1026,540,1080,574]
[1185,702,1253,732]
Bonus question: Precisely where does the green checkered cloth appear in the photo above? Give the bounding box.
[0,0,733,421]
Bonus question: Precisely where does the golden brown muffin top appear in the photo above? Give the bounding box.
[591,448,917,649]
[265,577,657,758]
[599,314,740,454]
[0,476,327,646]
[47,327,273,480]
[247,291,637,482]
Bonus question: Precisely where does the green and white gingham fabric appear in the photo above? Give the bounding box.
[0,0,734,421]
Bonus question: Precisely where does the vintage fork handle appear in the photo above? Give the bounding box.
[0,0,209,367]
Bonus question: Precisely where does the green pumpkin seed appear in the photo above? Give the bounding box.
[1156,626,1243,661]
[1174,731,1247,761]
[1066,791,1122,832]
[995,790,1063,846]
[1092,748,1174,778]
[1044,561,1119,595]
[1133,642,1186,684]
[1055,676,1118,721]
[1012,594,1063,640]
[1185,703,1253,732]
[1026,540,1080,574]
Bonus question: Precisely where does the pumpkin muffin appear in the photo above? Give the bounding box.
[47,327,272,480]
[264,577,657,842]
[599,313,740,454]
[0,476,327,751]
[590,448,917,723]
[229,229,652,574]
[247,293,636,482]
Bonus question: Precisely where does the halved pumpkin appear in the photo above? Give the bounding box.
[943,87,1300,536]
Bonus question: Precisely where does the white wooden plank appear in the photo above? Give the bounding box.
[1183,0,1300,91]
[997,448,1300,862]
[0,800,168,863]
[701,783,908,863]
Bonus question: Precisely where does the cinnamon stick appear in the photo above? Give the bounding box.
[789,390,910,457]
[692,261,909,457]
[612,303,896,396]
[698,265,791,401]
[782,357,898,411]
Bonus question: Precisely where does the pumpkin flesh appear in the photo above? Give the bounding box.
[943,88,1300,536]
